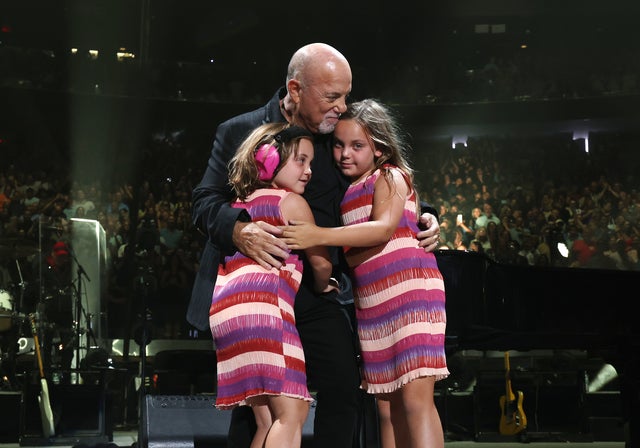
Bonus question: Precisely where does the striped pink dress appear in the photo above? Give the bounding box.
[341,166,449,394]
[209,189,313,409]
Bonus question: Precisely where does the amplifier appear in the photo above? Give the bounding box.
[141,395,315,448]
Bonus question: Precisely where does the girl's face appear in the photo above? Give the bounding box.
[272,139,314,194]
[332,119,382,183]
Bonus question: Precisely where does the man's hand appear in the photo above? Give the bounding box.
[232,221,290,270]
[417,212,441,253]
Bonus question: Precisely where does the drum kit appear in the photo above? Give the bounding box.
[0,288,15,333]
[0,240,80,390]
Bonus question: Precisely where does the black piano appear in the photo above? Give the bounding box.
[435,250,639,443]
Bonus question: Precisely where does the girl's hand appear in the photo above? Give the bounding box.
[280,220,320,250]
[320,277,341,294]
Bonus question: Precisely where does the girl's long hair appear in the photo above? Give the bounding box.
[340,99,419,212]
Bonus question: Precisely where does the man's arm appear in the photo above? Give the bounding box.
[417,212,441,253]
[232,221,289,270]
[191,120,245,252]
[192,119,289,269]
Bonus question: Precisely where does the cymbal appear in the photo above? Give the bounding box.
[0,238,40,258]
[44,225,68,231]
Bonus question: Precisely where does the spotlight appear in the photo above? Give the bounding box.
[572,130,590,153]
[451,135,468,149]
[587,363,618,393]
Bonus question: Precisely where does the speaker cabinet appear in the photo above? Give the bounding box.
[0,392,21,443]
[141,395,229,448]
[20,383,110,446]
[141,395,316,448]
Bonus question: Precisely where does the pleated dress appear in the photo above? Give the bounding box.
[209,188,313,409]
[340,166,450,394]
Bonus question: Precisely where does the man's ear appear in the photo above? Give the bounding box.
[287,79,302,104]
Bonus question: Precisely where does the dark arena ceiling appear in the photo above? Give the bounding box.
[1,0,640,142]
[3,0,639,84]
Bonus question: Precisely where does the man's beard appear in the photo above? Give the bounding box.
[317,120,336,135]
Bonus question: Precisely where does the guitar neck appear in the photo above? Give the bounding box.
[28,314,56,438]
[504,351,515,400]
[29,315,46,379]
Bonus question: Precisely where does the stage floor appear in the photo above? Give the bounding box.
[0,344,628,447]
[0,431,628,448]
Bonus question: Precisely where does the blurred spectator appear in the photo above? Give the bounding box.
[475,203,501,228]
[468,239,484,254]
[159,214,183,253]
[69,188,96,218]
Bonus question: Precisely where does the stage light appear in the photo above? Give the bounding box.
[573,130,590,153]
[452,135,468,149]
[116,48,136,61]
[587,363,618,393]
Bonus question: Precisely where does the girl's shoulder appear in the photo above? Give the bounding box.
[280,191,313,222]
[380,163,403,176]
[246,187,289,200]
[378,164,410,186]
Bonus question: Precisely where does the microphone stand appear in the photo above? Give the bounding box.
[69,249,96,379]
[15,259,26,315]
[134,261,155,448]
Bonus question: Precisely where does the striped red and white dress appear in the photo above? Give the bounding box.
[341,166,449,394]
[209,188,313,409]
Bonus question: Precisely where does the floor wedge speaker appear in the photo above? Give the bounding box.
[141,395,230,448]
[141,394,316,448]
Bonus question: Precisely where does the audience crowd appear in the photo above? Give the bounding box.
[1,127,639,340]
[416,132,640,272]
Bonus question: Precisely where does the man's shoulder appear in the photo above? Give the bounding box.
[219,88,284,131]
[223,105,266,125]
[218,107,264,136]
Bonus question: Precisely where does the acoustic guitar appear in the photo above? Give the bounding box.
[499,351,527,435]
[28,313,55,438]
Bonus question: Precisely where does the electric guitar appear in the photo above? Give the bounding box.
[499,351,527,435]
[28,313,55,438]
